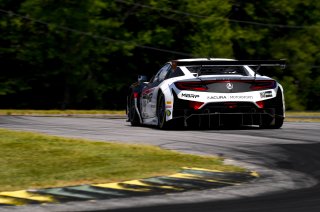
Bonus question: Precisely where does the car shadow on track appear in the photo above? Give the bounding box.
[140,124,261,131]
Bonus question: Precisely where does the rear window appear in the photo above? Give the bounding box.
[166,67,184,79]
[187,66,248,76]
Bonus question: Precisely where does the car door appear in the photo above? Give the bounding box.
[141,63,171,119]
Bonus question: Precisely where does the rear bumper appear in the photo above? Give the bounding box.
[172,96,283,127]
[181,112,278,127]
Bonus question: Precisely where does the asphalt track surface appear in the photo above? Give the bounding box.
[1,116,320,212]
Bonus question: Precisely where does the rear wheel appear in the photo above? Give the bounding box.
[260,106,284,129]
[271,105,284,129]
[157,92,169,129]
[128,93,140,126]
[273,114,284,129]
[260,88,284,129]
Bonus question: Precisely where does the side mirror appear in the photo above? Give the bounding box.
[138,75,148,82]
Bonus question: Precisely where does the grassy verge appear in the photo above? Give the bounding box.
[285,118,320,122]
[0,109,125,115]
[286,111,320,116]
[0,128,243,192]
[285,111,320,122]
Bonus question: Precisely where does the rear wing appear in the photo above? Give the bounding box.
[171,59,286,69]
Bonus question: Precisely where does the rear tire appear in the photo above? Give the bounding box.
[273,115,284,129]
[260,106,284,129]
[270,104,284,129]
[157,92,170,129]
[260,88,284,129]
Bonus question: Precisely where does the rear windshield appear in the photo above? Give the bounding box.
[187,66,248,76]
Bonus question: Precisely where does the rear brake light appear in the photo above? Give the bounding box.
[250,80,276,90]
[175,82,208,91]
[256,101,265,108]
[189,101,204,110]
[225,102,237,109]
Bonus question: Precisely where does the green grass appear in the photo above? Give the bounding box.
[285,118,320,122]
[0,109,125,115]
[0,128,243,192]
[286,111,320,116]
[286,111,320,122]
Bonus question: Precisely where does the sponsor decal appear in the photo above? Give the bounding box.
[226,83,233,90]
[142,100,147,107]
[181,93,200,98]
[142,88,154,101]
[166,110,171,116]
[142,88,154,95]
[207,95,253,100]
[207,96,227,100]
[229,96,253,100]
[166,101,172,108]
[146,93,153,101]
[260,91,273,98]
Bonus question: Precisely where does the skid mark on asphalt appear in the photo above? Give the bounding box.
[0,168,258,206]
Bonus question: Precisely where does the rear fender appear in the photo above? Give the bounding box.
[278,84,285,117]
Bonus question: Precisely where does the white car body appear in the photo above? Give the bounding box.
[127,58,286,129]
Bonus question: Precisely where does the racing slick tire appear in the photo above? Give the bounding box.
[260,106,284,129]
[260,109,284,129]
[260,89,284,129]
[273,114,284,129]
[270,105,284,129]
[157,92,170,129]
[128,92,140,126]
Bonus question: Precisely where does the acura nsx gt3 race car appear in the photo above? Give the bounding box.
[127,58,286,129]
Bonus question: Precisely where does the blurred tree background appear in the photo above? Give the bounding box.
[0,0,319,110]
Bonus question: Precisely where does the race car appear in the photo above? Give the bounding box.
[127,58,286,129]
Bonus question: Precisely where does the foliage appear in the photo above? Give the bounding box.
[0,0,319,110]
[230,0,320,109]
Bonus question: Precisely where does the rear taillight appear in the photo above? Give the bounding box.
[175,81,208,91]
[224,102,237,109]
[256,101,265,108]
[250,80,276,90]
